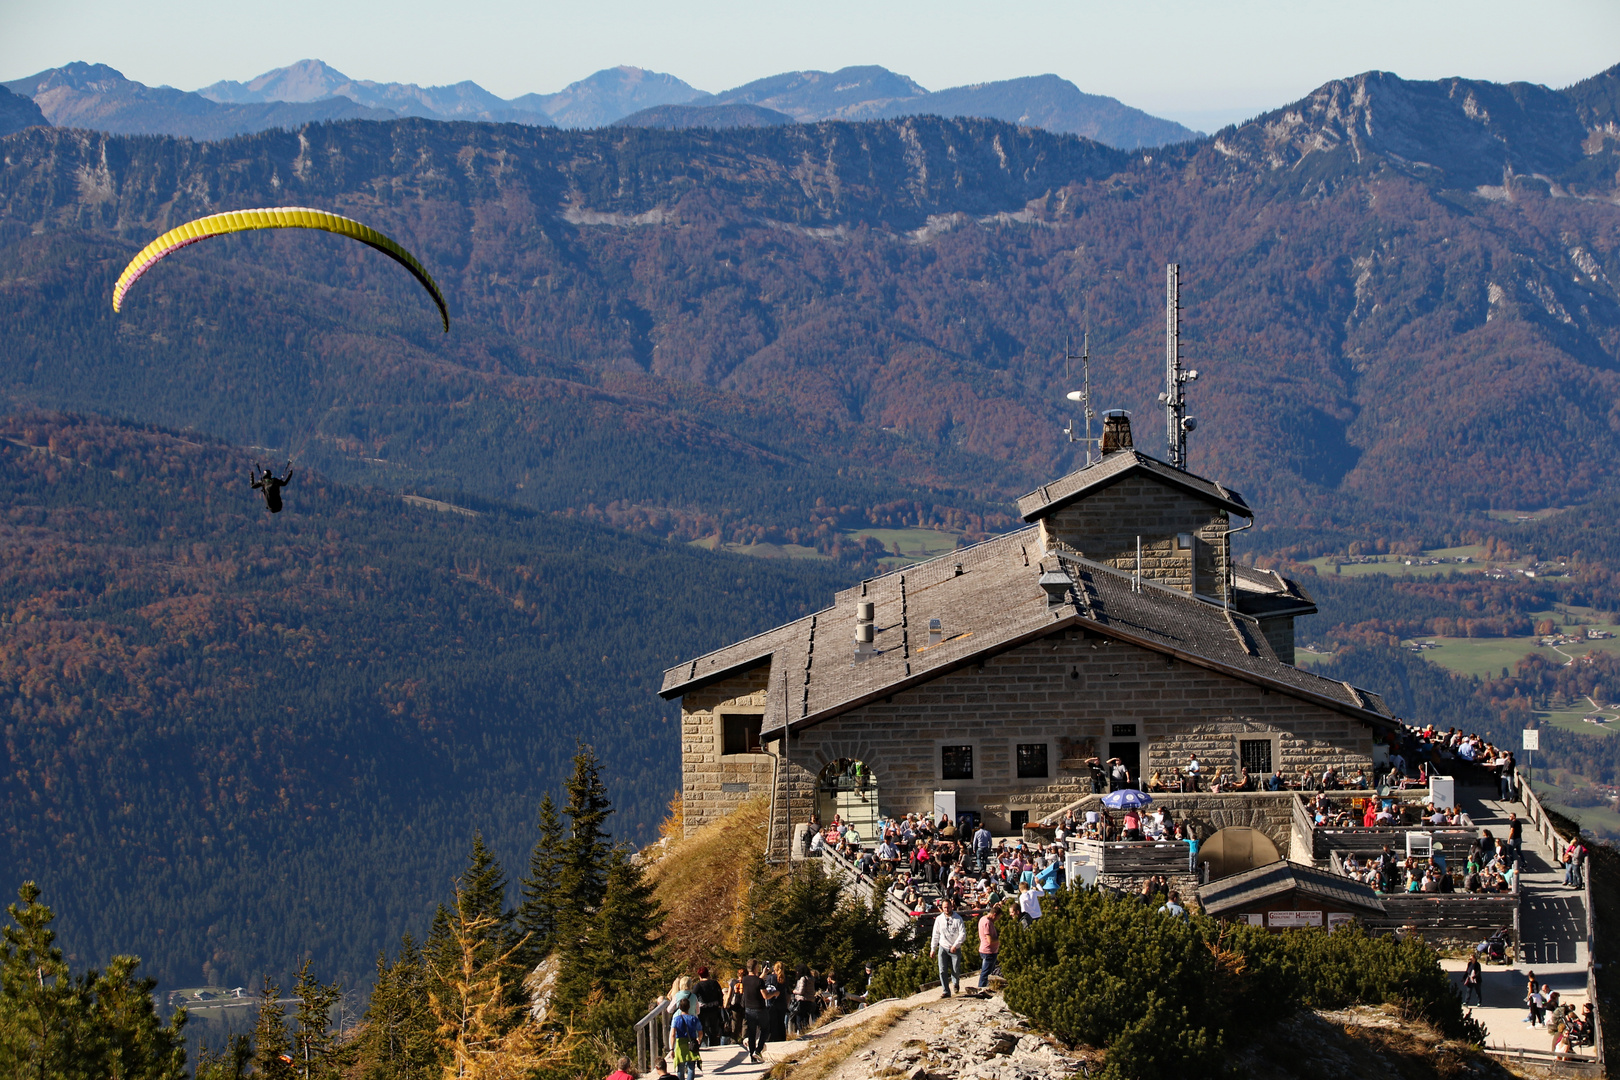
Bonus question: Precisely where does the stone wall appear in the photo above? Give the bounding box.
[722,628,1379,853]
[1258,617,1296,665]
[680,666,775,835]
[1035,474,1229,600]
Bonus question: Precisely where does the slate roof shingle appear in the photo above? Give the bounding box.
[1197,858,1387,917]
[660,526,1395,736]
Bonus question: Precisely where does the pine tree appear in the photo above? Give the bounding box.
[354,938,438,1080]
[514,794,566,971]
[250,975,295,1080]
[87,954,189,1080]
[555,744,614,972]
[459,833,514,967]
[290,960,341,1079]
[587,849,663,979]
[0,881,92,1078]
[194,1035,251,1080]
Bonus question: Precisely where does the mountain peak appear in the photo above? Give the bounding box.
[200,58,353,104]
[514,66,707,128]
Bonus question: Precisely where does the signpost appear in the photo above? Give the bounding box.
[1523,728,1539,789]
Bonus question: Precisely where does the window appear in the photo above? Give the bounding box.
[941,745,974,780]
[1177,533,1193,549]
[1016,743,1049,779]
[1240,739,1273,775]
[1111,723,1137,737]
[722,714,764,755]
[1009,810,1029,831]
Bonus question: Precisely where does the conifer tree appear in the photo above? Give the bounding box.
[194,1035,251,1080]
[0,881,91,1078]
[514,794,566,971]
[354,938,437,1080]
[458,833,515,967]
[290,959,342,1079]
[554,745,614,970]
[585,848,664,987]
[0,883,186,1080]
[250,975,295,1080]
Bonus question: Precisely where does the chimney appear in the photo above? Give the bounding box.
[1038,569,1074,610]
[854,600,876,661]
[1100,410,1133,454]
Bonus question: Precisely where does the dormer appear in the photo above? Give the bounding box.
[1015,412,1250,604]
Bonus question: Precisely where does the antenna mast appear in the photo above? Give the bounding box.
[1160,263,1197,469]
[1064,332,1099,465]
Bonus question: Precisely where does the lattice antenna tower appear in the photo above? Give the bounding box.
[1159,263,1198,469]
[1063,330,1100,465]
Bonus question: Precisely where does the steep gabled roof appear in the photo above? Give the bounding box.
[1233,564,1319,621]
[660,527,1393,736]
[1197,858,1387,917]
[1016,450,1250,521]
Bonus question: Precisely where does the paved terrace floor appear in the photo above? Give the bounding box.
[1437,782,1593,1065]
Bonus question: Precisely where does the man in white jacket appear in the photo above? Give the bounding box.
[929,899,967,998]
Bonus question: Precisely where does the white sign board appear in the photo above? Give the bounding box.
[1523,729,1540,751]
[1327,913,1355,930]
[1243,914,1264,926]
[1266,909,1324,928]
[932,790,957,826]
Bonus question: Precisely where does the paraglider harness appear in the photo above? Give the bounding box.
[250,461,293,513]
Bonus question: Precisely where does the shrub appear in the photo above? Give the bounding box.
[1000,889,1476,1079]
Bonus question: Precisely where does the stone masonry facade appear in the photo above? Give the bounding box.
[680,665,775,833]
[680,627,1377,845]
[1035,474,1229,601]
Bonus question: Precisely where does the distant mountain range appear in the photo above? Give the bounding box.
[3,58,1201,148]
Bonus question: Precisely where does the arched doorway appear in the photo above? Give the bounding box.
[816,758,880,841]
[1198,827,1280,881]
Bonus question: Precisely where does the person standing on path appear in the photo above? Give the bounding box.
[692,967,724,1047]
[1563,836,1585,889]
[930,899,967,998]
[669,999,703,1080]
[1462,957,1483,1006]
[740,960,770,1063]
[977,905,1001,989]
[605,1057,635,1080]
[1507,813,1524,862]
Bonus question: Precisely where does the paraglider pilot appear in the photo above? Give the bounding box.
[250,461,293,513]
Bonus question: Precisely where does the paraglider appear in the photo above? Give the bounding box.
[112,207,449,332]
[250,461,293,513]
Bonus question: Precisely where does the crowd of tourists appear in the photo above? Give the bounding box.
[649,960,859,1070]
[1520,971,1598,1060]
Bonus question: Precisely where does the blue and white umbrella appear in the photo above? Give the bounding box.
[1101,788,1154,810]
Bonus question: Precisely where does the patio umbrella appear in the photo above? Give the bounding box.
[1102,788,1154,810]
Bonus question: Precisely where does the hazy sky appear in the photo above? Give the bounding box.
[5,0,1617,130]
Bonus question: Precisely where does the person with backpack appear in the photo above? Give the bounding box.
[1563,837,1586,889]
[669,998,703,1080]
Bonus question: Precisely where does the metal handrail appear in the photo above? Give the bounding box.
[633,1000,668,1075]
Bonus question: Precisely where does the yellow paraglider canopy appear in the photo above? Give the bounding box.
[112,206,449,332]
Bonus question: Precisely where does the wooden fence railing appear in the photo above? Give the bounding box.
[1067,838,1195,877]
[1312,826,1480,862]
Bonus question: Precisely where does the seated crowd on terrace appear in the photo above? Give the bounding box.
[1338,834,1518,895]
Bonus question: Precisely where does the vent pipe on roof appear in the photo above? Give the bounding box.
[854,600,876,662]
[1100,410,1133,454]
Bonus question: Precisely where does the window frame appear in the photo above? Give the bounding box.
[720,712,766,756]
[940,743,975,781]
[1015,741,1051,779]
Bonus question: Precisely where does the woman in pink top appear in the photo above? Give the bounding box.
[1123,809,1142,840]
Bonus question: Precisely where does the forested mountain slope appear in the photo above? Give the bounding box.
[0,412,851,990]
[0,66,1616,558]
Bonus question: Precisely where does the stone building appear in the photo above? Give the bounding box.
[660,414,1399,852]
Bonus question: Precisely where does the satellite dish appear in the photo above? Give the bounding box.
[1182,417,1197,432]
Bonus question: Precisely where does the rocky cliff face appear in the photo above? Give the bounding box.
[0,85,45,138]
[1197,68,1617,194]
